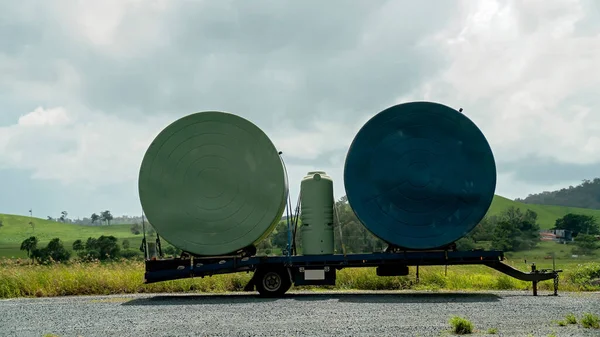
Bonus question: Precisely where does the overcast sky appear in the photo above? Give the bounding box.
[1,0,600,219]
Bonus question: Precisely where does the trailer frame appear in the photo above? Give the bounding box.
[143,247,562,297]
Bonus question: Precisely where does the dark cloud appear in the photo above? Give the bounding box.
[1,1,458,128]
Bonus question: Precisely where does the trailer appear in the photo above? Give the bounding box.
[142,239,562,297]
[137,103,562,298]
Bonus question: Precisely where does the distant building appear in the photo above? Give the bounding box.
[540,231,556,241]
[539,229,573,243]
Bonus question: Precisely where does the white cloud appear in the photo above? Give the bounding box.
[17,107,72,127]
[57,0,170,57]
[0,106,170,187]
[0,105,354,201]
[400,0,600,167]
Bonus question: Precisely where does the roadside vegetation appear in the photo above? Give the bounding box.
[1,258,598,299]
[553,312,599,331]
[1,220,598,300]
[581,313,599,329]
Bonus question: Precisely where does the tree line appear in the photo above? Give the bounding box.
[516,178,600,209]
[20,235,144,264]
[42,212,148,227]
[17,197,599,264]
[47,210,114,225]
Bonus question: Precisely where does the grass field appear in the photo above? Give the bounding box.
[0,259,598,299]
[0,213,144,258]
[486,195,600,229]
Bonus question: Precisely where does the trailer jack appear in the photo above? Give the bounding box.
[484,261,562,296]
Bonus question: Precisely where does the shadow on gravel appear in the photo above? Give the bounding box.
[293,293,501,303]
[122,292,501,306]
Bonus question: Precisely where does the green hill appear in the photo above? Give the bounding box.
[486,195,600,229]
[0,213,144,258]
[515,178,600,209]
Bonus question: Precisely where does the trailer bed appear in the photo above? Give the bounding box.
[144,250,561,297]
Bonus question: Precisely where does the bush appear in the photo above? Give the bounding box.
[77,250,100,262]
[572,234,599,256]
[449,316,473,335]
[72,239,84,251]
[130,223,141,235]
[31,238,71,264]
[83,235,120,260]
[121,249,142,259]
[456,237,476,251]
[567,262,600,290]
[582,313,599,329]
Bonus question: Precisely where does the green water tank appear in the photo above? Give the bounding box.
[300,171,334,255]
[138,111,288,256]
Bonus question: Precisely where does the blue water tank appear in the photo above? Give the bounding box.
[343,101,497,250]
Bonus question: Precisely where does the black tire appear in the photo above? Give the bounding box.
[254,266,292,297]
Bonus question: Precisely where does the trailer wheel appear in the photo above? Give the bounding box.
[254,266,291,297]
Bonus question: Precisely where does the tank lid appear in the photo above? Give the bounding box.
[307,170,327,175]
[307,170,327,180]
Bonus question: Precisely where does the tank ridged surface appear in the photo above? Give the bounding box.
[138,111,288,256]
[343,101,496,250]
[300,171,334,255]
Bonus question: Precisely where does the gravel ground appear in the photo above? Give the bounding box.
[1,290,599,337]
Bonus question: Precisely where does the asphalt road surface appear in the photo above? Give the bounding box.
[1,290,599,337]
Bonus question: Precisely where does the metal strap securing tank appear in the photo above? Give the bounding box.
[280,152,293,262]
[291,192,301,256]
[142,213,148,260]
[288,201,296,262]
[332,195,347,258]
